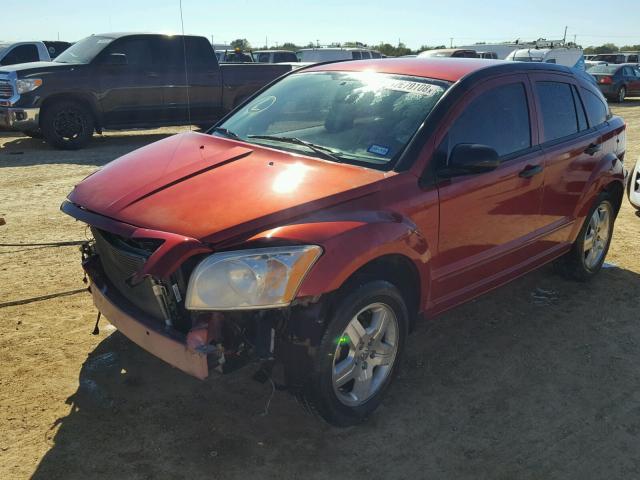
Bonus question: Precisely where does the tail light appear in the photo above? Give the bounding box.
[599,76,613,85]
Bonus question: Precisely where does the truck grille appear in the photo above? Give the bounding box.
[0,80,13,99]
[91,228,168,322]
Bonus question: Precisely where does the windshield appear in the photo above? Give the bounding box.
[215,71,449,169]
[55,35,113,64]
[589,65,619,74]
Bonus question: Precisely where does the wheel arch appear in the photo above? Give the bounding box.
[39,93,102,130]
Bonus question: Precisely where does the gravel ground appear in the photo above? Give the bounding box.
[1,102,640,480]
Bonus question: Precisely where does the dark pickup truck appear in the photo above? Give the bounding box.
[0,33,293,149]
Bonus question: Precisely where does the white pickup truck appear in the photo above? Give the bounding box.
[0,41,69,66]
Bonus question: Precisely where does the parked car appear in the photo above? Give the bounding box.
[476,51,498,59]
[418,48,480,58]
[215,49,254,63]
[0,41,52,65]
[592,53,639,64]
[0,33,295,149]
[62,58,626,426]
[252,50,298,63]
[628,159,640,210]
[506,48,585,69]
[589,64,640,102]
[296,47,382,63]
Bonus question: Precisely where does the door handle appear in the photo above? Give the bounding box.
[519,164,543,178]
[146,72,159,78]
[584,143,601,156]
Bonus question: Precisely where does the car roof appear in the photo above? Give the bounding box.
[305,57,574,83]
[94,32,203,39]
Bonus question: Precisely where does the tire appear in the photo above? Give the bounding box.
[554,193,615,281]
[41,100,94,150]
[301,279,409,427]
[616,86,626,103]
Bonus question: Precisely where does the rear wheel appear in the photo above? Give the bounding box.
[554,193,615,281]
[301,280,408,427]
[41,100,94,150]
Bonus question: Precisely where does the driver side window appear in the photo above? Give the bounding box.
[441,82,531,163]
[101,38,153,66]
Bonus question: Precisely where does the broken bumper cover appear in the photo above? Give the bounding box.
[87,268,210,380]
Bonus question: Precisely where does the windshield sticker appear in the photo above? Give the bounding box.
[383,80,443,96]
[368,144,390,156]
[249,95,277,112]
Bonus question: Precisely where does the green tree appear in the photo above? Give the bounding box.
[584,43,619,54]
[230,38,251,50]
[279,42,299,51]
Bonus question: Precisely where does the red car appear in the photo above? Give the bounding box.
[62,58,626,426]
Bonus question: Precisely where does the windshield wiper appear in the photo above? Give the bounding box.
[213,127,240,139]
[247,135,344,163]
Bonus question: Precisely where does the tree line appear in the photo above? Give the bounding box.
[230,38,446,56]
[229,38,640,56]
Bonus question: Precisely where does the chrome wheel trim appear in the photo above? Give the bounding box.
[332,302,399,407]
[583,202,612,269]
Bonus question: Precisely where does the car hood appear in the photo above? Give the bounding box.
[68,132,388,243]
[0,61,76,75]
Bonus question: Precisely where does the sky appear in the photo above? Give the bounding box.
[3,0,639,49]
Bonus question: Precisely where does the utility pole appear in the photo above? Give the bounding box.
[316,39,320,47]
[573,34,577,45]
[563,26,568,45]
[450,37,453,48]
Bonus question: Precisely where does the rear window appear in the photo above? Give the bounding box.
[536,82,579,142]
[1,44,40,65]
[581,88,609,127]
[589,65,619,74]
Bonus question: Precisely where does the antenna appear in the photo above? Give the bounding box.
[179,0,192,131]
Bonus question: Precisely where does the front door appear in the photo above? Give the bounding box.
[96,35,167,126]
[428,76,546,309]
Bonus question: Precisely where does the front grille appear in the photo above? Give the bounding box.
[0,80,13,99]
[91,228,167,322]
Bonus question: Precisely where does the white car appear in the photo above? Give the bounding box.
[506,47,585,70]
[628,158,640,210]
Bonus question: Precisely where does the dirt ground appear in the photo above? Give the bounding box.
[1,101,640,480]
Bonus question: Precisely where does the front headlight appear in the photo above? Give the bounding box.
[185,246,323,310]
[16,78,43,94]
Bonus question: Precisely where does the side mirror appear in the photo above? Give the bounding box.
[438,143,500,178]
[103,53,127,65]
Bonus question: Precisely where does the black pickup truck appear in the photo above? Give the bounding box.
[0,33,294,149]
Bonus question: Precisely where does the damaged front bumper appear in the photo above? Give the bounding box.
[85,255,218,380]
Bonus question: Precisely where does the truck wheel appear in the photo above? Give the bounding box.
[554,193,615,281]
[616,86,626,103]
[41,101,94,150]
[301,280,408,427]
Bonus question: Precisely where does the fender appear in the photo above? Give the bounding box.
[247,211,432,308]
[569,151,625,240]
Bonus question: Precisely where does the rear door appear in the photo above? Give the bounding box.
[160,36,223,124]
[430,75,546,306]
[530,73,607,243]
[626,66,640,95]
[96,35,167,126]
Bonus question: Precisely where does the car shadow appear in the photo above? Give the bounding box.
[30,264,640,479]
[0,130,184,168]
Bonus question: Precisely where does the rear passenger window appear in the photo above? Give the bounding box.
[536,82,579,142]
[351,51,362,60]
[445,83,531,158]
[581,88,609,127]
[1,44,39,65]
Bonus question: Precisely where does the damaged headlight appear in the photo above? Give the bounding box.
[185,246,322,310]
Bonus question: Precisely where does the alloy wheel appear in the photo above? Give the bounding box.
[332,302,399,407]
[583,202,612,269]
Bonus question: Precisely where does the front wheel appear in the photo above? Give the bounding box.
[554,193,615,281]
[41,101,94,150]
[617,86,626,103]
[301,280,409,427]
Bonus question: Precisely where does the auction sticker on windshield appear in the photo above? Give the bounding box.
[383,80,444,96]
